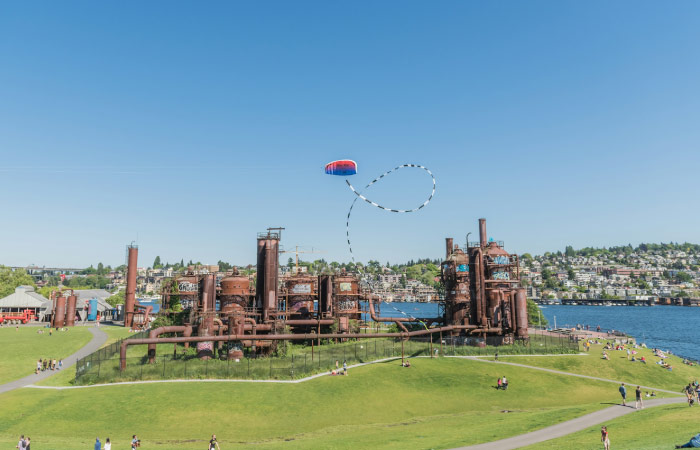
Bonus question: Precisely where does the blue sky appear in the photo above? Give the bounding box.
[1,1,699,268]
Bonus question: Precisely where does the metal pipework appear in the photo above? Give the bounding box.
[368,295,443,324]
[285,319,335,326]
[148,326,193,363]
[119,325,489,370]
[124,245,138,328]
[479,218,487,248]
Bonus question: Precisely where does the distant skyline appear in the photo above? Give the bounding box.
[2,1,700,268]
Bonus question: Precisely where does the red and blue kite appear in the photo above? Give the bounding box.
[325,160,357,176]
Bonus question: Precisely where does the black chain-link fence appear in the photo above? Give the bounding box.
[75,330,148,381]
[74,329,579,385]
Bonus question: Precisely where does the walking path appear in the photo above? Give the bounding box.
[452,397,686,450]
[460,356,682,395]
[0,327,107,395]
[15,346,688,449]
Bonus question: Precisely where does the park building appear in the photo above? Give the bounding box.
[0,285,52,321]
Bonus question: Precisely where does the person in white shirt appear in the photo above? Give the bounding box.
[104,438,111,450]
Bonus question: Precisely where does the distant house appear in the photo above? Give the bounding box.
[73,289,114,320]
[0,286,52,321]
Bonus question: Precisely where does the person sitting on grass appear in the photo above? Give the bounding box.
[675,432,700,448]
[602,351,609,360]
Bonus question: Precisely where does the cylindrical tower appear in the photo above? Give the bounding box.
[479,218,487,248]
[65,293,77,326]
[54,294,67,328]
[124,244,138,328]
[515,288,529,339]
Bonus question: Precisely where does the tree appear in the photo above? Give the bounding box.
[676,272,692,283]
[0,266,36,298]
[565,246,575,257]
[567,268,576,280]
[526,299,548,327]
[105,290,125,307]
[153,256,162,269]
[97,262,105,275]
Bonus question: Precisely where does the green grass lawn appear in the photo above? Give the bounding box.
[524,402,700,450]
[0,326,92,384]
[99,325,134,347]
[0,357,631,449]
[496,341,700,392]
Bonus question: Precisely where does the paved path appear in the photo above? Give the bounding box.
[452,397,686,449]
[461,356,682,395]
[0,327,107,395]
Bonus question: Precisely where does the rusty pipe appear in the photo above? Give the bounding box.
[285,319,335,326]
[368,296,443,323]
[479,218,487,248]
[147,326,193,363]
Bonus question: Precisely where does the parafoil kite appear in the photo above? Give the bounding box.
[325,160,436,262]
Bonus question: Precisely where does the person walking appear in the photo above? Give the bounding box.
[24,437,30,450]
[619,383,627,406]
[684,384,695,406]
[209,434,221,450]
[635,385,643,410]
[104,438,111,450]
[94,437,101,450]
[16,435,26,449]
[343,360,348,376]
[601,426,610,450]
[502,375,508,390]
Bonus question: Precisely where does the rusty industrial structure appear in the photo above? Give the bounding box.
[121,219,528,369]
[49,289,77,327]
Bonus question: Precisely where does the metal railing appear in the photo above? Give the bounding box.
[75,330,148,380]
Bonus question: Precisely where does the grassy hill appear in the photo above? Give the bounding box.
[497,340,700,391]
[0,326,92,384]
[1,357,626,450]
[524,403,700,449]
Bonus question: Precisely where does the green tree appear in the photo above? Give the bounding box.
[97,262,105,275]
[153,256,162,269]
[565,246,575,257]
[527,299,548,327]
[105,290,125,307]
[567,268,576,280]
[0,266,36,298]
[676,272,692,283]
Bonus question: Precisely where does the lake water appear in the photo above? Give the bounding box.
[540,304,700,361]
[365,302,700,361]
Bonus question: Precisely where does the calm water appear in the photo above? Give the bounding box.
[541,305,700,361]
[364,302,700,361]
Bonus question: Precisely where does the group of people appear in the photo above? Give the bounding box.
[618,383,644,409]
[92,437,112,450]
[496,375,508,390]
[330,360,348,376]
[35,358,61,374]
[15,435,30,450]
[682,381,700,406]
[88,433,222,449]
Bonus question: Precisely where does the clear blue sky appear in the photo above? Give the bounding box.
[2,1,699,268]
